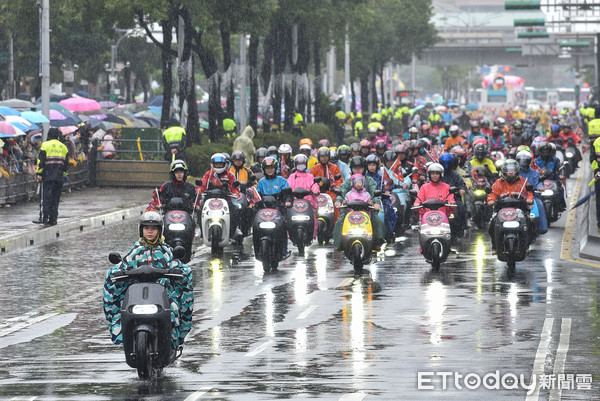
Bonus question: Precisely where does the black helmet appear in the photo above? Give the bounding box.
[255,147,268,161]
[139,211,163,238]
[170,159,189,181]
[501,159,519,183]
[375,140,387,153]
[382,150,396,164]
[473,143,488,160]
[365,154,380,169]
[231,150,245,164]
[317,146,330,160]
[538,142,553,161]
[349,155,366,171]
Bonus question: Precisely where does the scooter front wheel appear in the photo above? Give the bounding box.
[210,225,222,254]
[261,239,272,273]
[352,242,363,275]
[431,241,441,271]
[135,331,153,380]
[506,237,516,274]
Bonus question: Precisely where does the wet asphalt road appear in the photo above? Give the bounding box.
[1,178,600,400]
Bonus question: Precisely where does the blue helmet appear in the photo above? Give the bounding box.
[439,153,456,171]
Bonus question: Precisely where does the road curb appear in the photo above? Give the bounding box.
[0,204,145,255]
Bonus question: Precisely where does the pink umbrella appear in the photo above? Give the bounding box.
[0,121,16,136]
[60,97,101,113]
[49,109,68,120]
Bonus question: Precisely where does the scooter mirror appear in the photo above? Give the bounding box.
[195,179,202,186]
[412,167,419,174]
[248,175,257,183]
[108,252,122,264]
[333,188,342,196]
[409,189,418,197]
[526,183,533,192]
[334,174,342,180]
[233,180,240,188]
[173,246,186,260]
[314,176,323,183]
[449,186,458,194]
[374,190,383,198]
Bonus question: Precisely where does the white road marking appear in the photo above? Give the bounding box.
[339,393,367,401]
[336,278,354,289]
[526,317,555,401]
[9,397,37,401]
[0,313,59,338]
[183,387,212,401]
[549,318,572,401]
[245,340,274,357]
[296,305,318,320]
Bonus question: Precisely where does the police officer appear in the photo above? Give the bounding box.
[162,126,186,162]
[589,106,600,231]
[35,128,68,226]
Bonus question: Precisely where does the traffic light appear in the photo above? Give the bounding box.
[505,1,541,9]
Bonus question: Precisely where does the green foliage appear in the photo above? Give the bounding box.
[186,141,232,176]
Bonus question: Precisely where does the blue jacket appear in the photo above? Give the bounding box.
[366,170,382,190]
[534,157,561,180]
[519,167,543,191]
[257,175,291,196]
[336,160,351,181]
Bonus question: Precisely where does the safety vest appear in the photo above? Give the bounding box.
[223,118,236,138]
[335,110,347,121]
[588,118,600,138]
[370,112,382,122]
[36,139,68,178]
[293,113,304,126]
[592,136,600,171]
[163,126,186,146]
[367,121,383,131]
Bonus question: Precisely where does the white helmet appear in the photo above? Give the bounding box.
[278,143,292,155]
[427,162,444,178]
[139,211,163,238]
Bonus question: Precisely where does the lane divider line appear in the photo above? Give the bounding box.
[245,340,274,357]
[0,313,59,338]
[339,393,368,401]
[183,387,212,401]
[526,317,555,401]
[297,305,319,320]
[549,318,572,401]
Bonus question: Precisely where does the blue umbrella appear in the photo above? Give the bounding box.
[0,106,20,116]
[149,95,163,107]
[447,102,460,107]
[466,103,479,110]
[412,105,425,112]
[9,121,39,132]
[20,111,50,124]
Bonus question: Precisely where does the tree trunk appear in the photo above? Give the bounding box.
[248,34,259,133]
[313,41,321,122]
[220,21,234,119]
[192,28,221,142]
[379,63,385,108]
[351,79,356,113]
[371,63,378,114]
[296,23,310,123]
[261,27,275,110]
[272,24,287,130]
[160,18,174,130]
[361,74,369,116]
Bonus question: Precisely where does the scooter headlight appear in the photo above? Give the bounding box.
[208,210,224,218]
[168,223,186,231]
[566,152,574,158]
[291,215,311,221]
[502,221,520,228]
[259,221,277,229]
[474,189,486,197]
[347,229,368,236]
[541,189,554,197]
[131,305,159,314]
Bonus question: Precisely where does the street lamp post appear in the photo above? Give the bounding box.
[110,30,130,95]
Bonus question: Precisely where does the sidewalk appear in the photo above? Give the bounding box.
[0,187,150,254]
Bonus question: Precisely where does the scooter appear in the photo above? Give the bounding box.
[237,178,257,239]
[411,195,456,271]
[108,247,186,380]
[539,178,562,226]
[253,193,289,273]
[315,177,336,245]
[287,187,315,256]
[470,166,492,230]
[162,197,195,263]
[490,194,530,274]
[200,179,236,254]
[340,199,377,275]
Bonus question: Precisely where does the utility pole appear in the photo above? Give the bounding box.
[344,27,350,113]
[8,32,14,99]
[239,34,247,133]
[40,0,50,140]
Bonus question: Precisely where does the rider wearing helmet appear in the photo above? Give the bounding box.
[439,153,467,233]
[365,154,382,188]
[374,140,388,158]
[516,150,548,234]
[360,139,372,157]
[337,144,351,165]
[311,146,343,220]
[256,156,293,258]
[443,125,462,151]
[350,142,361,157]
[414,163,456,219]
[299,140,318,170]
[331,147,351,180]
[468,120,485,145]
[466,143,498,178]
[267,145,278,156]
[334,155,386,250]
[252,147,269,174]
[103,210,194,351]
[404,126,419,141]
[230,150,255,186]
[287,154,320,239]
[534,142,566,211]
[277,143,294,178]
[147,159,198,213]
[487,159,534,252]
[489,126,506,152]
[510,121,524,147]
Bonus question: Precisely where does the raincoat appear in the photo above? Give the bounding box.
[414,181,455,219]
[103,238,194,349]
[288,171,320,238]
[232,125,256,167]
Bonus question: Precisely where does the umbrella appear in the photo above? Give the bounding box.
[412,105,425,113]
[571,190,596,210]
[148,106,162,116]
[89,114,108,120]
[59,126,79,135]
[135,110,161,120]
[60,97,101,113]
[135,116,160,127]
[466,103,479,111]
[148,95,163,107]
[0,121,16,135]
[99,100,117,109]
[5,115,40,132]
[130,118,152,128]
[0,98,36,110]
[447,102,460,107]
[49,109,82,127]
[0,106,21,117]
[35,102,71,114]
[103,113,128,125]
[88,119,115,131]
[76,90,89,98]
[21,111,50,124]
[115,103,149,114]
[434,105,447,112]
